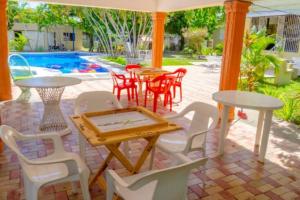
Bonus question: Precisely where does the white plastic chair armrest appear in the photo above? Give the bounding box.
[185,130,208,153]
[106,170,130,200]
[107,170,130,188]
[18,132,66,154]
[30,157,79,176]
[165,114,180,120]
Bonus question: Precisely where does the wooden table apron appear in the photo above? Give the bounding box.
[70,107,181,190]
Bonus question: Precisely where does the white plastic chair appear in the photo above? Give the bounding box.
[0,125,91,200]
[106,157,208,200]
[150,102,219,168]
[74,91,125,159]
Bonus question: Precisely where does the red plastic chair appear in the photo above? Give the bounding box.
[144,74,174,112]
[166,68,187,102]
[125,64,142,82]
[111,71,138,105]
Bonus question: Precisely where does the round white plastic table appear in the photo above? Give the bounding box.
[16,76,81,136]
[212,90,283,163]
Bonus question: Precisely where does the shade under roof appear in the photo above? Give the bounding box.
[26,0,225,12]
[27,0,300,15]
[251,0,300,15]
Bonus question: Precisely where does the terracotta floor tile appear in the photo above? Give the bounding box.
[0,66,299,199]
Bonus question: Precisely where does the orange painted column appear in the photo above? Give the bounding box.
[151,12,166,68]
[219,0,251,119]
[0,0,11,153]
[0,0,12,101]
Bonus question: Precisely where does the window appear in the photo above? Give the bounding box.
[63,32,75,41]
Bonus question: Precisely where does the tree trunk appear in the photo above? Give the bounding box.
[88,33,94,52]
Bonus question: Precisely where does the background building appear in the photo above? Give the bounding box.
[8,23,85,51]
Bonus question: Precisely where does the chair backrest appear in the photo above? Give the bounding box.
[148,74,174,93]
[125,64,142,72]
[0,125,31,164]
[125,64,142,80]
[128,157,207,200]
[111,71,127,87]
[168,68,187,83]
[74,91,122,115]
[178,102,219,134]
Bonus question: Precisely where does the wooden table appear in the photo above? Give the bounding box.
[16,76,81,136]
[213,90,283,163]
[71,106,181,191]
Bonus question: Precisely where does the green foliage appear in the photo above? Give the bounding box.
[182,47,194,55]
[165,12,188,35]
[255,78,300,125]
[9,33,28,51]
[165,12,188,50]
[241,27,281,91]
[201,47,215,56]
[106,56,198,66]
[201,42,223,56]
[161,57,196,66]
[7,1,20,30]
[183,28,208,54]
[214,42,224,55]
[105,56,127,66]
[185,6,225,37]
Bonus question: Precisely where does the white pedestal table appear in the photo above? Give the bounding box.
[212,90,283,163]
[16,76,81,136]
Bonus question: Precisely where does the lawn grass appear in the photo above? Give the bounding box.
[103,56,199,66]
[255,78,300,125]
[104,56,127,66]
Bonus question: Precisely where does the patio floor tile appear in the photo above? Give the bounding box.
[0,66,299,199]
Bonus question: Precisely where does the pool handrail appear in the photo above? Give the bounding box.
[8,53,33,80]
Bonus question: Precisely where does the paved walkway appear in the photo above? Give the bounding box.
[1,65,299,200]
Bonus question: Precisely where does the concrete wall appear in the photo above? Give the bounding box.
[9,23,84,51]
[211,27,225,47]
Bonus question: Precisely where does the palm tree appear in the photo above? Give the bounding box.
[241,27,280,91]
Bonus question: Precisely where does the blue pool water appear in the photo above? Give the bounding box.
[9,52,109,74]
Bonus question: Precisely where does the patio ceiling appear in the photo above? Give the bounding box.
[253,0,300,15]
[27,0,225,12]
[27,0,300,14]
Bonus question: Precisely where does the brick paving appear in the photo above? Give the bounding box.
[0,65,299,200]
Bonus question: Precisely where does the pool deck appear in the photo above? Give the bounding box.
[1,65,299,200]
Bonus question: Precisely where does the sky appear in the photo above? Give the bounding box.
[24,2,42,8]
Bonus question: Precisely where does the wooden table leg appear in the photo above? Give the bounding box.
[89,152,114,188]
[106,144,134,172]
[133,135,159,173]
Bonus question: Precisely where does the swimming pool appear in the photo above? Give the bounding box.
[9,52,110,74]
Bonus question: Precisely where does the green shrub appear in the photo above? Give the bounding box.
[9,33,28,51]
[258,82,300,125]
[214,42,223,56]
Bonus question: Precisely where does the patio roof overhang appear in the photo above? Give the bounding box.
[26,0,300,14]
[27,0,226,12]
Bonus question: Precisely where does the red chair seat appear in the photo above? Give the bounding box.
[144,74,174,112]
[111,71,138,105]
